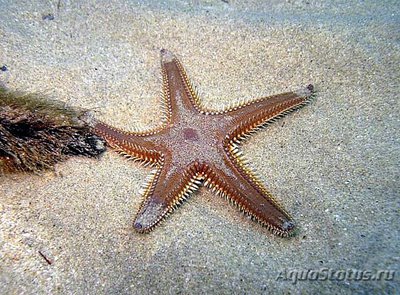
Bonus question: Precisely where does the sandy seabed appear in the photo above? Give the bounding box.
[0,0,398,294]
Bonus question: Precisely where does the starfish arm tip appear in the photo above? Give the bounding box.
[282,220,296,232]
[133,221,150,233]
[256,213,297,237]
[295,84,315,98]
[133,200,166,233]
[160,49,175,63]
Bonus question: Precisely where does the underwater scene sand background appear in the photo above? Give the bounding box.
[0,0,398,293]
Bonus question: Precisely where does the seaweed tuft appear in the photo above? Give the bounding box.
[0,87,106,175]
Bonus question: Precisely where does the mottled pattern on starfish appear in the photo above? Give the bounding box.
[94,49,314,237]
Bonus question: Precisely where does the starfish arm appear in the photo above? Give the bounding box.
[160,49,202,121]
[93,121,160,165]
[223,85,314,142]
[204,158,295,237]
[133,157,202,232]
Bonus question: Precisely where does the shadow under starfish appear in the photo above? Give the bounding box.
[93,49,315,237]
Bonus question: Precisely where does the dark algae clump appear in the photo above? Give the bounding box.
[0,87,106,174]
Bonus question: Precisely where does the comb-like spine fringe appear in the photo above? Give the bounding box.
[174,58,203,112]
[205,87,315,116]
[134,156,166,232]
[161,66,173,125]
[118,140,160,166]
[202,165,291,237]
[138,168,160,198]
[159,89,170,127]
[114,149,157,167]
[95,119,160,138]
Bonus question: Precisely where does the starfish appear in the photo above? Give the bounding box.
[93,49,314,237]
